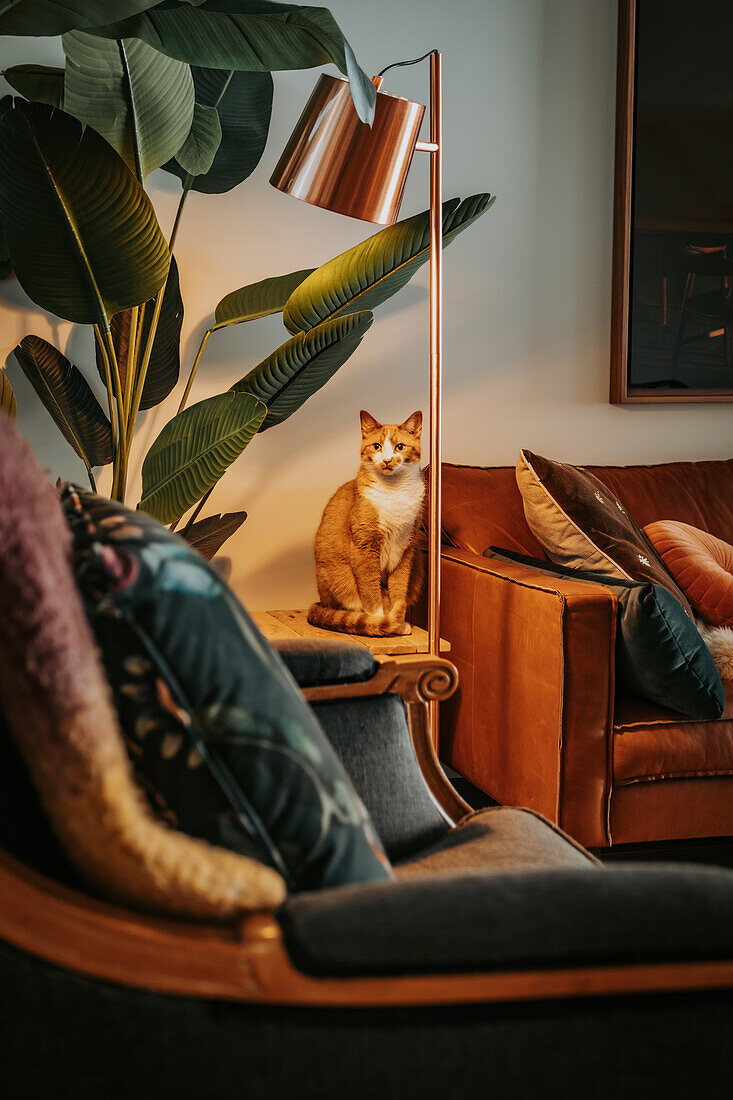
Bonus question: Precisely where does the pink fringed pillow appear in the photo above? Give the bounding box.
[0,411,285,917]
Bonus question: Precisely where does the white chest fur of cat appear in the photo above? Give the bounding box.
[308,410,426,637]
[361,463,424,578]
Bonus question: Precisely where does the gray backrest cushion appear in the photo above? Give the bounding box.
[312,696,448,862]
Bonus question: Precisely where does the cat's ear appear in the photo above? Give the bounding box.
[401,410,423,437]
[360,410,380,436]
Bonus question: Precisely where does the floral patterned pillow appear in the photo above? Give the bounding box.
[60,485,393,893]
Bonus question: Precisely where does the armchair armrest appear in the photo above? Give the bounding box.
[2,846,731,1009]
[303,653,470,828]
[273,634,468,840]
[272,638,377,688]
[280,863,733,986]
[438,548,618,846]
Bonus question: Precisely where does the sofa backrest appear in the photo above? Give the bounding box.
[441,458,733,556]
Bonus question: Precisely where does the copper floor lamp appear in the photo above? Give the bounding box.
[270,52,444,737]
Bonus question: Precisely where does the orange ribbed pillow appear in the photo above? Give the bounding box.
[644,520,733,626]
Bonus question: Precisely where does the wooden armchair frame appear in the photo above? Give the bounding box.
[301,653,470,826]
[1,654,732,1008]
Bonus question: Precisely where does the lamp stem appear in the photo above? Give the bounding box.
[428,50,443,745]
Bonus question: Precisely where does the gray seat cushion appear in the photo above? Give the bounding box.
[396,807,597,877]
[280,861,733,977]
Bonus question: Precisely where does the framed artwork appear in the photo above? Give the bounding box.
[611,0,733,403]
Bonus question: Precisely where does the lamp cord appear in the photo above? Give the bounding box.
[377,50,437,78]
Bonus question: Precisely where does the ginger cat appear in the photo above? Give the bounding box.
[308,410,425,636]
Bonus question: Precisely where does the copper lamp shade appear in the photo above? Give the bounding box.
[270,74,425,225]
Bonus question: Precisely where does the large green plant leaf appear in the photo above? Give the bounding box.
[95,257,183,411]
[174,102,222,176]
[163,67,272,194]
[3,64,64,105]
[0,220,11,279]
[284,194,496,334]
[182,511,247,560]
[63,31,195,180]
[214,268,314,328]
[232,311,372,431]
[0,101,9,279]
[90,1,376,124]
[0,101,169,324]
[0,1,161,35]
[14,335,112,467]
[0,369,16,419]
[139,391,266,525]
[0,106,9,281]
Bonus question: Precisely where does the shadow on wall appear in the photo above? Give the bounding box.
[235,541,315,611]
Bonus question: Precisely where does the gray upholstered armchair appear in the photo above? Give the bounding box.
[1,636,732,1099]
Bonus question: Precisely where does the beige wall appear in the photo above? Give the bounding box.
[1,1,731,610]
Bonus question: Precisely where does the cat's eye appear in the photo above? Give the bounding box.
[373,443,381,451]
[396,444,405,451]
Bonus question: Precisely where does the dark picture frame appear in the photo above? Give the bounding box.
[610,0,733,404]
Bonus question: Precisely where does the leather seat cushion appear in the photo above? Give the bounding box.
[613,686,733,783]
[395,807,596,876]
[644,520,733,626]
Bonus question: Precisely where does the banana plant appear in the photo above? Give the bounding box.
[0,2,495,558]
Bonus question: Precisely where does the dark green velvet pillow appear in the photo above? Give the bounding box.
[61,486,393,893]
[485,547,725,720]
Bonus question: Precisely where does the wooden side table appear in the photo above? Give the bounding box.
[252,608,451,657]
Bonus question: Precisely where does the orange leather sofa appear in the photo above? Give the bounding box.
[433,458,733,849]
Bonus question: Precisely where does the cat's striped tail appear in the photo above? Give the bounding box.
[307,603,397,637]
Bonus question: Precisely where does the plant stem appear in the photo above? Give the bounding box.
[181,488,212,536]
[125,181,192,461]
[169,176,193,249]
[136,299,147,353]
[127,273,167,453]
[177,327,212,413]
[123,305,139,421]
[103,323,125,426]
[94,325,120,488]
[102,324,127,500]
[86,465,97,493]
[124,303,146,455]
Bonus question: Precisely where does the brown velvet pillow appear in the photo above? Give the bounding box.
[645,520,733,627]
[0,412,285,918]
[515,449,693,617]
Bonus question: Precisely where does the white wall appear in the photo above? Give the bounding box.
[1,1,731,610]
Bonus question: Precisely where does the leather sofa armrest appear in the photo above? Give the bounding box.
[437,548,618,847]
